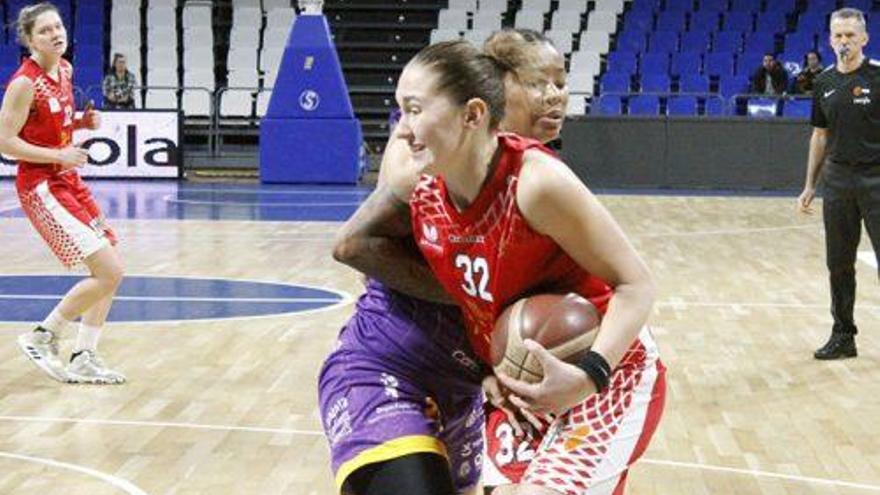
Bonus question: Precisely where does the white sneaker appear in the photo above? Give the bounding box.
[17,330,67,382]
[66,350,126,385]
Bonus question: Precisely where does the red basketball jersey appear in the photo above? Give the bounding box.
[410,134,613,364]
[11,57,77,191]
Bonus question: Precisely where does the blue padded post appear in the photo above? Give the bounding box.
[259,13,363,184]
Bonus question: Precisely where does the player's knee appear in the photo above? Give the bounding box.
[97,259,125,291]
[344,453,456,495]
[332,236,356,265]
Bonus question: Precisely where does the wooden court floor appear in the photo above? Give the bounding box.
[0,192,878,494]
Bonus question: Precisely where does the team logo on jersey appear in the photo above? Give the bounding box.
[47,97,61,113]
[853,86,870,96]
[422,223,439,243]
[380,372,399,399]
[298,89,320,111]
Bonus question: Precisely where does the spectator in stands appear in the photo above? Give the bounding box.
[794,50,824,95]
[751,53,788,95]
[102,53,136,109]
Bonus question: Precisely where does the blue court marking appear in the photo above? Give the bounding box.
[0,180,373,222]
[0,274,352,324]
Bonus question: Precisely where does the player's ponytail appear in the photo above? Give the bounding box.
[483,29,555,78]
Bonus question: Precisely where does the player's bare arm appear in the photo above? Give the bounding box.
[333,139,454,304]
[0,76,86,168]
[498,151,655,413]
[798,127,828,214]
[518,150,655,370]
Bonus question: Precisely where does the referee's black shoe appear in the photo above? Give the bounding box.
[814,333,858,360]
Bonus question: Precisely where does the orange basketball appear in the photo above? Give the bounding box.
[491,293,601,383]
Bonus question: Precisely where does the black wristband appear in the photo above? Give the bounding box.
[577,350,612,393]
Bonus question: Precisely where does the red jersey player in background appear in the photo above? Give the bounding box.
[0,2,126,385]
[339,40,666,495]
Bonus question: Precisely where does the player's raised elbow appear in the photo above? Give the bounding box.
[331,233,356,265]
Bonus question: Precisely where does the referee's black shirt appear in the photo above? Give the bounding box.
[811,58,880,165]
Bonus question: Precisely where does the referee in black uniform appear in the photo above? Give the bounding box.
[798,7,880,360]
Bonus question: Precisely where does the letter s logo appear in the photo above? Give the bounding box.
[299,90,320,111]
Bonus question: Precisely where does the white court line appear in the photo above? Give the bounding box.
[165,188,371,196]
[0,295,341,303]
[0,450,148,495]
[0,416,877,491]
[655,300,880,310]
[163,195,362,207]
[0,202,19,214]
[0,415,323,437]
[634,223,819,238]
[858,250,877,269]
[641,459,880,492]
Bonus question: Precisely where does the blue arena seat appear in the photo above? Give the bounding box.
[668,95,699,115]
[744,32,775,53]
[847,0,872,12]
[764,0,795,13]
[670,51,703,76]
[736,50,764,75]
[782,99,811,118]
[597,95,623,115]
[630,0,659,12]
[616,30,648,53]
[808,0,837,13]
[657,11,687,31]
[797,13,828,34]
[665,0,695,12]
[641,52,670,74]
[690,10,721,32]
[718,74,749,99]
[629,95,661,115]
[705,51,735,76]
[680,31,711,52]
[624,10,654,33]
[698,0,728,12]
[640,73,671,92]
[755,12,787,34]
[649,31,679,53]
[608,51,638,74]
[680,73,710,92]
[729,0,760,13]
[714,31,744,52]
[600,72,632,93]
[723,12,753,32]
[818,43,835,65]
[705,96,727,115]
[784,32,815,54]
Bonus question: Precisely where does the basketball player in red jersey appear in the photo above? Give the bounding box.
[338,40,666,494]
[0,3,125,385]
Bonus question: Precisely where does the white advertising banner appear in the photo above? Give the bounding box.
[0,110,180,178]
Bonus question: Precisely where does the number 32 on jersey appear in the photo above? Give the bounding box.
[454,254,494,302]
